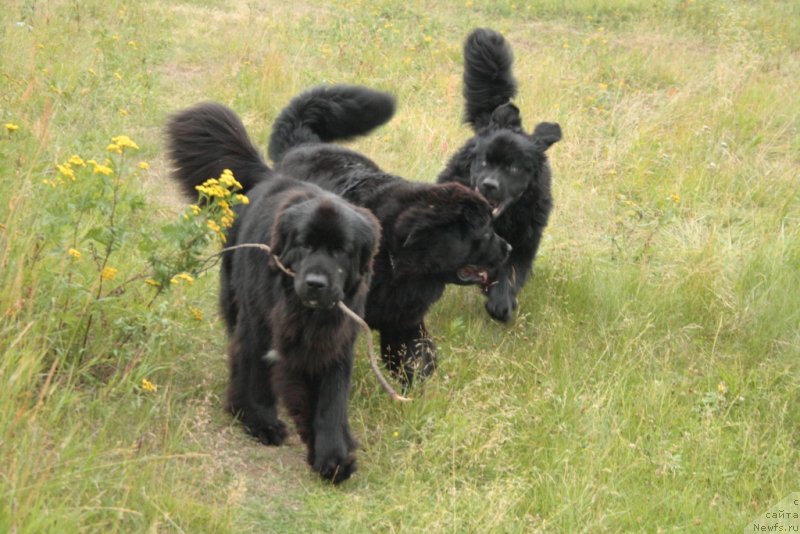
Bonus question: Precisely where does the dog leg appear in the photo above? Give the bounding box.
[485,232,539,322]
[379,324,437,385]
[226,321,288,446]
[309,358,356,484]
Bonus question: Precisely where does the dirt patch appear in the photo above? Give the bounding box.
[184,385,310,512]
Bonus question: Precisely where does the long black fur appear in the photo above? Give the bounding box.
[166,102,381,484]
[268,84,396,164]
[269,85,511,385]
[438,28,562,323]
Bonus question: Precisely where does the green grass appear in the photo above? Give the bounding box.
[1,0,798,532]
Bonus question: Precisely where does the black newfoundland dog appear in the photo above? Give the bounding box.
[438,28,562,323]
[167,102,382,484]
[268,85,511,384]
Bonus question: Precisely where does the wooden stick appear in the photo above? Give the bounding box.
[337,301,412,402]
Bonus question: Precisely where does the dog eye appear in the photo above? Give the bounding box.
[481,160,488,168]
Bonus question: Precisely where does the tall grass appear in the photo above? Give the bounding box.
[1,0,798,531]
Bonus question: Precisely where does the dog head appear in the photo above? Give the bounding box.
[271,193,380,310]
[470,104,561,218]
[392,183,511,283]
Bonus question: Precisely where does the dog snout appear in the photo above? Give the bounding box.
[305,273,329,290]
[480,177,499,194]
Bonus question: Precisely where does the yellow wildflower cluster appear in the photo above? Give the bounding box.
[5,123,20,133]
[57,164,76,181]
[170,272,195,286]
[92,162,114,176]
[195,170,242,199]
[141,378,157,393]
[106,134,139,155]
[100,266,118,281]
[189,306,204,321]
[68,248,81,259]
[68,155,86,167]
[191,169,248,244]
[45,155,93,187]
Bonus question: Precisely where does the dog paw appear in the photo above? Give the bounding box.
[312,447,356,484]
[243,419,288,446]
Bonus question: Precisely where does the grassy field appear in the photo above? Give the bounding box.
[1,0,798,531]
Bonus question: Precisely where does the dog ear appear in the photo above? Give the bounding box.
[531,122,562,151]
[402,227,427,249]
[269,204,303,269]
[460,196,490,230]
[489,103,522,129]
[354,208,381,276]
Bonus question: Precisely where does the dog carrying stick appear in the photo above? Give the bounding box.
[213,243,411,402]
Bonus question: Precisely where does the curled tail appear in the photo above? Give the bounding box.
[166,101,270,199]
[463,28,518,131]
[268,84,396,163]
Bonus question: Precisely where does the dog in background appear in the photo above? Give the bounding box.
[268,85,511,384]
[438,28,562,323]
[166,102,382,483]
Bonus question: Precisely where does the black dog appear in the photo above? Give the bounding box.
[268,85,511,384]
[438,28,562,323]
[166,102,381,484]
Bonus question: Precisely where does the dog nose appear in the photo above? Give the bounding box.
[481,177,499,193]
[305,273,328,289]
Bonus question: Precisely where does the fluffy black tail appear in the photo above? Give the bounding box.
[268,84,396,163]
[166,101,270,199]
[463,28,518,131]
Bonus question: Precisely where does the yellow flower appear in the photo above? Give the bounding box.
[111,135,139,151]
[93,163,114,176]
[57,164,77,181]
[68,155,86,167]
[717,382,727,395]
[119,108,129,117]
[106,143,123,154]
[141,378,157,393]
[207,220,222,235]
[145,278,160,287]
[100,266,118,281]
[218,169,242,190]
[670,193,681,204]
[235,194,249,205]
[170,272,195,285]
[138,161,150,170]
[5,123,20,133]
[190,204,201,215]
[68,248,81,259]
[189,306,204,321]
